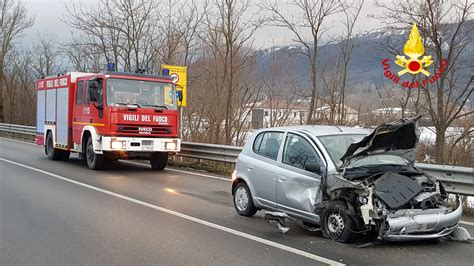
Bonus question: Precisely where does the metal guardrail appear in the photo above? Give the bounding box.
[0,123,36,136]
[1,123,473,195]
[180,142,242,163]
[416,163,474,196]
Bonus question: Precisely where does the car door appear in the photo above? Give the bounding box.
[275,133,324,222]
[245,131,285,210]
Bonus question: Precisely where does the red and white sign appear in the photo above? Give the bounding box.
[122,114,169,125]
[170,73,179,84]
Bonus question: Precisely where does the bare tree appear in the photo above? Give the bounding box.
[0,0,33,122]
[262,0,347,124]
[260,49,304,127]
[64,0,160,72]
[336,0,365,125]
[62,41,104,73]
[200,0,263,144]
[3,47,35,124]
[378,0,474,164]
[31,34,64,78]
[178,0,208,66]
[153,0,207,66]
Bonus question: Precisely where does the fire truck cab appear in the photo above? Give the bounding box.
[36,71,181,170]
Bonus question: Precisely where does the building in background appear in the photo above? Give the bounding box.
[249,99,308,129]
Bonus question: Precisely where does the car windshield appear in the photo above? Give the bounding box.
[106,78,177,109]
[345,154,409,169]
[317,134,366,168]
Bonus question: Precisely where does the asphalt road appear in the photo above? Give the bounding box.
[1,137,473,265]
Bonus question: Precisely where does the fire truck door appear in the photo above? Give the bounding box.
[83,78,105,132]
[72,80,85,145]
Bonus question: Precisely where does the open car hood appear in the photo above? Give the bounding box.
[340,116,421,166]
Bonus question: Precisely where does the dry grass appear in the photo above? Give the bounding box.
[168,157,234,176]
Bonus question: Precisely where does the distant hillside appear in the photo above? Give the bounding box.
[255,20,474,95]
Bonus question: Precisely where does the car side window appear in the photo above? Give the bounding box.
[76,81,84,105]
[254,132,284,160]
[283,133,321,170]
[253,132,264,153]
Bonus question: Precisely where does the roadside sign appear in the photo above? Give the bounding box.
[161,64,187,107]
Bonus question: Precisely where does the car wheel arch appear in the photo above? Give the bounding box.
[323,188,366,228]
[232,178,246,195]
[232,177,263,210]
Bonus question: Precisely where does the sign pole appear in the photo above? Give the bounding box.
[179,105,183,140]
[160,64,187,140]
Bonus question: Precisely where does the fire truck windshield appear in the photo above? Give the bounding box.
[106,78,177,109]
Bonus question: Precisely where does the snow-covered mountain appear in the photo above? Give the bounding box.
[255,20,474,94]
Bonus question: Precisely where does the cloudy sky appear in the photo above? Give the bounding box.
[23,0,387,48]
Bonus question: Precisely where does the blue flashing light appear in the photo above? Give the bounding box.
[162,68,170,76]
[176,90,183,102]
[107,63,116,72]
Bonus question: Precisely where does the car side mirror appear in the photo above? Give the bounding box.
[305,163,322,174]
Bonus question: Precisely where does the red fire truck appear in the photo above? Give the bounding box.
[36,71,181,170]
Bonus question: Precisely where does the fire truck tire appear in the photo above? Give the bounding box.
[85,136,105,170]
[150,152,168,170]
[45,132,64,161]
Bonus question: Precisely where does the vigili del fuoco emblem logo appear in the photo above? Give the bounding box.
[381,23,447,88]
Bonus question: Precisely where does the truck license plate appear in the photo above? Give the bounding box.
[142,140,153,150]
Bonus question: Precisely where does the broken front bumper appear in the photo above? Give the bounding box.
[382,201,463,241]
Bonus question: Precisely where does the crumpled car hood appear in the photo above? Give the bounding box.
[340,116,421,166]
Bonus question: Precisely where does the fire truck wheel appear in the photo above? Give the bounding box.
[150,152,168,170]
[45,132,63,161]
[85,136,105,170]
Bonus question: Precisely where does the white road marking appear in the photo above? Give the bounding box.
[0,136,37,146]
[0,158,344,266]
[122,160,232,182]
[460,220,474,226]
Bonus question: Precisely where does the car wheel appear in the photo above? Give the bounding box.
[150,152,168,170]
[85,136,104,170]
[321,201,358,243]
[233,182,257,217]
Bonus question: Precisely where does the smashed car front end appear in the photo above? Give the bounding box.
[381,199,462,240]
[318,167,465,242]
[316,117,468,242]
[357,170,462,241]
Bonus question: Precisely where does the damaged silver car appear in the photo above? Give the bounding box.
[232,117,469,243]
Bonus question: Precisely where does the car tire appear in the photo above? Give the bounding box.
[233,182,258,217]
[85,136,105,170]
[321,201,359,243]
[150,152,168,170]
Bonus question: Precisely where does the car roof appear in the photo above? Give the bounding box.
[262,125,369,137]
